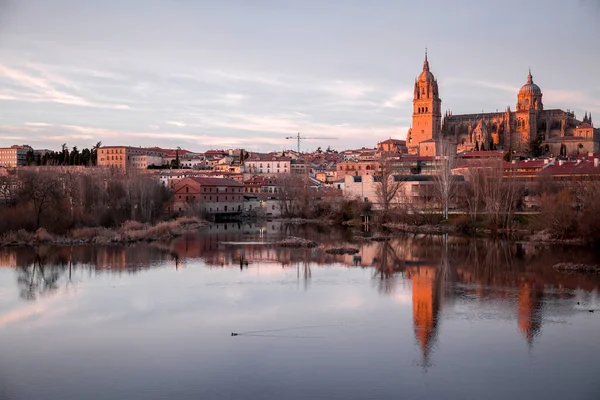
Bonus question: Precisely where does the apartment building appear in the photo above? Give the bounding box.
[245,155,291,174]
[0,145,32,167]
[172,177,244,215]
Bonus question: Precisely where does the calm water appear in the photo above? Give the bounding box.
[1,222,599,400]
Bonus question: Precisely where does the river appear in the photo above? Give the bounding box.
[1,222,599,400]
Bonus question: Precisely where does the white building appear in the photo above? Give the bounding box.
[343,174,463,210]
[245,155,291,174]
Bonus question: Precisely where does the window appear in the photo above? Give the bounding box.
[186,187,189,193]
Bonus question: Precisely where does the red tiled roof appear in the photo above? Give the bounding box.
[541,160,600,176]
[187,177,243,186]
[379,138,406,145]
[503,160,547,169]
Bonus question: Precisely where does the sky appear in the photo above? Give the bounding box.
[0,0,599,152]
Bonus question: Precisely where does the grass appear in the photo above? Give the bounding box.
[0,217,208,246]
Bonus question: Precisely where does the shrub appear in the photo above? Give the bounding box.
[33,228,54,243]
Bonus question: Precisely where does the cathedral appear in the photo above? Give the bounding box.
[406,53,599,157]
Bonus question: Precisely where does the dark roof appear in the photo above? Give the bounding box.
[391,174,464,182]
[458,151,506,158]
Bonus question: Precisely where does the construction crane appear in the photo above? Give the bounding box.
[285,133,337,154]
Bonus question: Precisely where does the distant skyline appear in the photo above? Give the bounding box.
[1,0,599,152]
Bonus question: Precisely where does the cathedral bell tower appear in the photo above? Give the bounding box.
[407,50,442,154]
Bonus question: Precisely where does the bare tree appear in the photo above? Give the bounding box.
[374,155,403,217]
[477,160,523,231]
[433,140,459,220]
[0,173,17,206]
[275,173,304,217]
[18,171,62,228]
[462,162,484,228]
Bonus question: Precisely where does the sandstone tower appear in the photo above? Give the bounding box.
[407,51,442,155]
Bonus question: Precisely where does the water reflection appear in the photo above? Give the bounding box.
[1,223,599,373]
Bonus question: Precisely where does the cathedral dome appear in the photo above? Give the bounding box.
[417,50,435,82]
[418,69,435,82]
[519,71,542,95]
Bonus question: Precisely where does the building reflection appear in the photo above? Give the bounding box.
[517,282,545,346]
[406,264,443,368]
[2,226,599,363]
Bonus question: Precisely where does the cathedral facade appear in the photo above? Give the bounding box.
[406,54,599,157]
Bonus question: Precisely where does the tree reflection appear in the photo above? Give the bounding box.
[372,240,405,294]
[17,249,63,301]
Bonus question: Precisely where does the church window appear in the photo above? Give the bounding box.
[525,99,529,107]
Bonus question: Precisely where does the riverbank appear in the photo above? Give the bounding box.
[0,217,208,247]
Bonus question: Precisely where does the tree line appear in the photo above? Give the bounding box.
[23,142,102,167]
[0,168,171,234]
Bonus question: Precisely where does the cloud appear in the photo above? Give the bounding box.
[0,63,131,109]
[544,89,600,111]
[382,90,413,108]
[444,77,519,93]
[166,121,186,127]
[321,80,373,99]
[194,112,406,143]
[25,122,53,127]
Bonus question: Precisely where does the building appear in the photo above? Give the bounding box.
[406,51,442,155]
[0,145,32,167]
[335,160,380,180]
[172,176,244,216]
[405,53,599,157]
[377,138,408,154]
[443,71,599,156]
[245,155,291,174]
[97,146,164,172]
[342,173,464,209]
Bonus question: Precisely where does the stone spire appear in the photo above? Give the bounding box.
[423,47,429,71]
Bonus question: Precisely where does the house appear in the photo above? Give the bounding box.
[172,177,244,216]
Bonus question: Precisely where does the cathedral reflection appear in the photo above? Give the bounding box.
[406,263,443,368]
[1,225,599,362]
